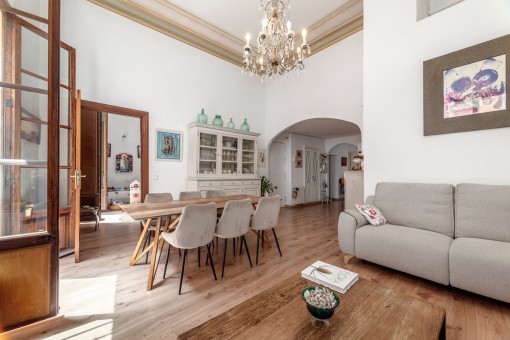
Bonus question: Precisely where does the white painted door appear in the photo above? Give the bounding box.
[304,147,320,202]
[269,142,286,207]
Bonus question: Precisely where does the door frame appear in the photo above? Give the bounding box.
[79,100,149,207]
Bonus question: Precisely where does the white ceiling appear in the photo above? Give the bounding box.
[165,0,351,41]
[284,118,360,139]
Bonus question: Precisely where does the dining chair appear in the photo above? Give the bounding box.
[179,191,202,200]
[214,198,253,277]
[205,190,225,198]
[250,195,282,265]
[160,202,218,295]
[142,193,174,264]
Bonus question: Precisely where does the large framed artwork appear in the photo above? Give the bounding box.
[156,130,182,161]
[423,34,510,136]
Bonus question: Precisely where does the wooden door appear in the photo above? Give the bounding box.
[0,0,61,330]
[72,90,82,263]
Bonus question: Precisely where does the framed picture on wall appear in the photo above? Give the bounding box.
[156,130,182,161]
[137,145,141,158]
[424,34,510,135]
[341,157,347,166]
[107,143,111,157]
[258,149,266,168]
[115,153,133,173]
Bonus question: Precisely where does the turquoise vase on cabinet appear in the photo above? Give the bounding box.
[240,118,250,132]
[212,115,224,127]
[197,108,208,124]
[227,118,235,129]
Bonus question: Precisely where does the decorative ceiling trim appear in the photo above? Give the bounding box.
[88,0,363,68]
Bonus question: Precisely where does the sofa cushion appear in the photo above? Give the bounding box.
[374,182,455,237]
[455,183,510,243]
[355,224,452,285]
[450,238,510,303]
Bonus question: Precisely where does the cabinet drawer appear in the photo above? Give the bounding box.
[243,180,260,186]
[222,180,241,186]
[199,181,221,187]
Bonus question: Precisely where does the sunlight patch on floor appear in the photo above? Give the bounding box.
[60,275,117,317]
[100,212,135,224]
[41,319,113,340]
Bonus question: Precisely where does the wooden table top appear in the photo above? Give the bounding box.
[179,273,446,340]
[120,195,261,220]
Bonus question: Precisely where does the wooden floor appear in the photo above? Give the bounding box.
[19,202,510,339]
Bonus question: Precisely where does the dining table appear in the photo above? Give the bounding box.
[120,195,262,290]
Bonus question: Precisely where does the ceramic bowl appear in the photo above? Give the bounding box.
[301,287,340,320]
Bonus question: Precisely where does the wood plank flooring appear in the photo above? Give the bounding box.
[14,202,510,339]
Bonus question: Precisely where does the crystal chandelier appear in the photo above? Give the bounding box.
[243,0,311,80]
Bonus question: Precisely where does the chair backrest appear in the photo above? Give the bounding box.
[174,202,217,248]
[250,195,281,230]
[216,198,253,238]
[205,190,225,198]
[179,191,202,201]
[144,193,173,203]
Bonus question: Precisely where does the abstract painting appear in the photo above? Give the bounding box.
[444,55,506,118]
[156,130,182,161]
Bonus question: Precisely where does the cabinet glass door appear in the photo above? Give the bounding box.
[221,135,238,175]
[241,139,255,175]
[199,132,217,175]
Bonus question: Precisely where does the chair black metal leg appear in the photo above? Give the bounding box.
[207,244,217,280]
[272,228,282,257]
[178,249,181,257]
[178,249,187,295]
[243,236,253,267]
[240,237,243,255]
[206,243,210,266]
[198,246,201,267]
[256,230,260,265]
[222,238,228,278]
[233,238,236,257]
[261,231,265,248]
[163,243,171,279]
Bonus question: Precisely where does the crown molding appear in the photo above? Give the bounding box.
[88,0,363,68]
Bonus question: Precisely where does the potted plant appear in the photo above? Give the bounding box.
[260,176,277,197]
[292,187,300,199]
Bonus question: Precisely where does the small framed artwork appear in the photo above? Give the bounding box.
[295,159,303,168]
[295,150,303,158]
[115,153,133,173]
[107,143,111,157]
[424,34,510,136]
[137,145,141,158]
[258,149,266,168]
[156,130,182,161]
[341,157,347,166]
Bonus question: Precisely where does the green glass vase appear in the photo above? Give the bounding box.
[227,118,235,129]
[197,108,208,124]
[212,115,223,127]
[240,118,250,132]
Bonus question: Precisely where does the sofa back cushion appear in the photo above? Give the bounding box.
[374,182,455,237]
[455,183,510,242]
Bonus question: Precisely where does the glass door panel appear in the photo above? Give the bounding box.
[221,135,238,175]
[199,132,217,174]
[242,139,255,175]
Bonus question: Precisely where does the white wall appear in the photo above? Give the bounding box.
[325,135,362,154]
[107,114,141,189]
[265,31,364,145]
[364,0,510,196]
[329,143,358,199]
[61,0,266,197]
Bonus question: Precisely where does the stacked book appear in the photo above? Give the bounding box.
[301,260,359,294]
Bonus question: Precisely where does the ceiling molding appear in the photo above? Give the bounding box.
[88,0,363,68]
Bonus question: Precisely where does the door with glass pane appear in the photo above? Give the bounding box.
[221,135,238,175]
[0,0,61,330]
[241,139,256,175]
[198,132,218,175]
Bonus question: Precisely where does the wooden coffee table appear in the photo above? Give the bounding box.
[179,274,446,339]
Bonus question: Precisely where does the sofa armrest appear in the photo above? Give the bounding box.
[365,195,375,205]
[338,209,369,256]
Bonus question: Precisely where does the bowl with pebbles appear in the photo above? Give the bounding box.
[301,286,340,321]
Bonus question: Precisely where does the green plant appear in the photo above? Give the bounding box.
[260,176,277,196]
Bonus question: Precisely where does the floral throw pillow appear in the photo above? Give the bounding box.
[355,204,387,226]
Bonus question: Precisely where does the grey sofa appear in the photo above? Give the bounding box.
[338,182,510,303]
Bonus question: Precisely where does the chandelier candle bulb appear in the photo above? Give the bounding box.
[302,29,307,44]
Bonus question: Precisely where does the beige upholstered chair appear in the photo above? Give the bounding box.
[141,193,174,263]
[205,190,225,198]
[215,198,253,277]
[250,195,282,265]
[179,191,202,200]
[160,202,218,294]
